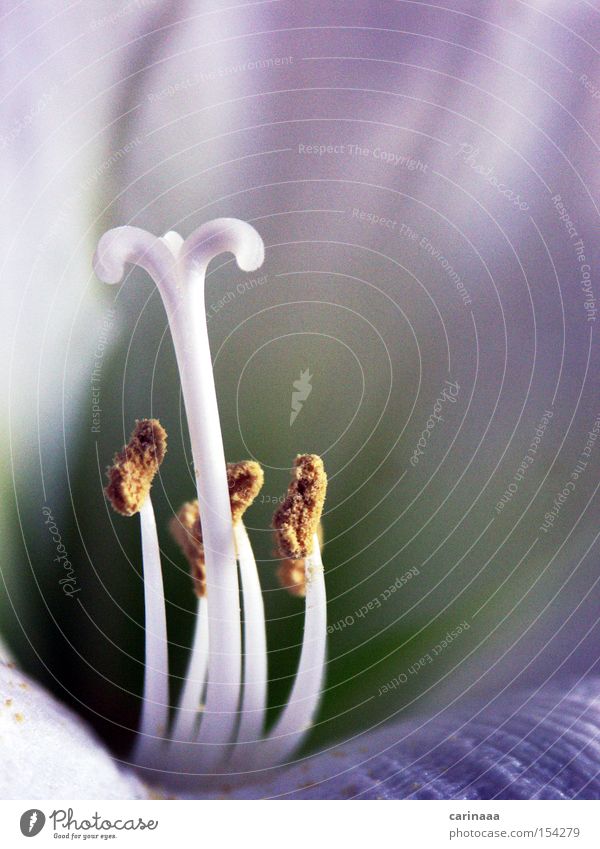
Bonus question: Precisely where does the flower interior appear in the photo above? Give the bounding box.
[93,220,327,789]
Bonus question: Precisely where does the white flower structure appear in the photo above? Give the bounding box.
[0,661,145,800]
[93,219,328,790]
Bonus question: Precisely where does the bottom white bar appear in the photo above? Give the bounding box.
[0,799,597,846]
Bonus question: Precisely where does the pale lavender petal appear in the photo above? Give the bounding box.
[0,662,147,800]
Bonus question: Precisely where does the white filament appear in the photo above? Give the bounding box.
[230,522,268,763]
[131,497,170,766]
[256,533,327,769]
[170,596,209,744]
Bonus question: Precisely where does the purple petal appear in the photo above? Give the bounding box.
[195,678,600,799]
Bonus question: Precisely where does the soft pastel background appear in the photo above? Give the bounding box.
[2,0,599,759]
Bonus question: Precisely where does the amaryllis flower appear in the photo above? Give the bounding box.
[3,1,600,802]
[3,216,600,801]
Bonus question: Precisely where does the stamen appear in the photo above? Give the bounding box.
[105,419,167,517]
[228,462,267,761]
[169,460,264,599]
[259,456,327,768]
[105,420,169,766]
[276,559,307,597]
[261,533,327,768]
[273,455,327,559]
[193,460,264,766]
[228,460,264,524]
[276,523,324,598]
[169,462,264,752]
[134,500,170,765]
[170,501,206,598]
[169,501,208,745]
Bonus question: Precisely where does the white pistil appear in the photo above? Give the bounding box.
[259,532,327,768]
[170,596,209,744]
[94,219,265,768]
[178,222,263,767]
[132,497,170,766]
[230,522,268,759]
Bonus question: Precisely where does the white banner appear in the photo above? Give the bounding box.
[0,800,597,847]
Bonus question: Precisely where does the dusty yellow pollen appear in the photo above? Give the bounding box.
[171,460,264,597]
[170,500,206,598]
[228,460,264,524]
[273,454,327,559]
[276,523,323,598]
[105,419,167,516]
[276,558,307,597]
